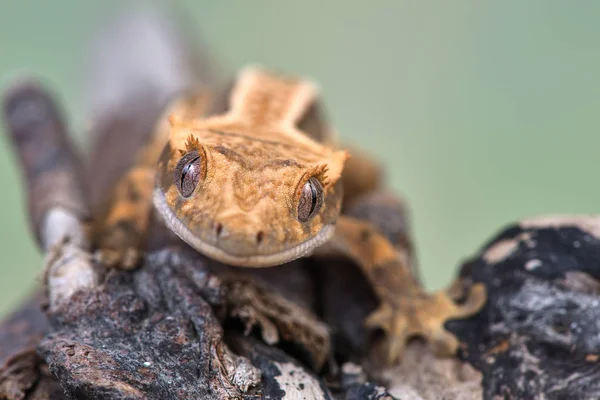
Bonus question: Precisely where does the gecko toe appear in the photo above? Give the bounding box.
[95,247,142,270]
[364,283,487,364]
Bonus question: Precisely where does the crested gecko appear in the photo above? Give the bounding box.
[95,67,486,363]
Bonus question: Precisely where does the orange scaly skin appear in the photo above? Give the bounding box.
[95,93,209,268]
[96,67,486,364]
[154,69,347,267]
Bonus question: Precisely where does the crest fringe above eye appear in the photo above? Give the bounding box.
[310,164,330,187]
[184,135,202,152]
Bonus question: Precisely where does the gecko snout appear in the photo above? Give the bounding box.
[256,231,264,244]
[214,221,264,244]
[212,214,269,256]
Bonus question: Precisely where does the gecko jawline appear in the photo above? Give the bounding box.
[153,188,335,267]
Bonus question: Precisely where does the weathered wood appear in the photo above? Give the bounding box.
[448,217,600,399]
[0,294,63,400]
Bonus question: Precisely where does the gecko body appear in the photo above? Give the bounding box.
[97,67,486,363]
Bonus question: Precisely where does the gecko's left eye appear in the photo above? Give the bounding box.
[175,151,201,197]
[297,177,324,222]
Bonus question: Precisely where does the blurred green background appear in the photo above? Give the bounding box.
[1,0,600,317]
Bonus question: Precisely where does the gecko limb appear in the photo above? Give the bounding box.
[317,216,486,363]
[94,92,209,269]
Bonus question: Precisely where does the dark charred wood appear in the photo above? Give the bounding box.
[0,294,48,366]
[0,292,65,400]
[448,217,600,399]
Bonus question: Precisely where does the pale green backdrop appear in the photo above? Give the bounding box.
[1,1,600,316]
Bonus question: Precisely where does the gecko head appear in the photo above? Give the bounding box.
[153,119,348,267]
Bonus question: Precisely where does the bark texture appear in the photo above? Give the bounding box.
[449,217,600,399]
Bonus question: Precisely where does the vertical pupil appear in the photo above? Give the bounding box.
[181,163,191,186]
[309,180,317,214]
[181,157,199,186]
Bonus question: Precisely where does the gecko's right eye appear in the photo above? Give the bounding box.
[297,177,324,222]
[174,151,201,197]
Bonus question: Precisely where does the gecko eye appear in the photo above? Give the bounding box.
[175,151,201,197]
[297,177,324,222]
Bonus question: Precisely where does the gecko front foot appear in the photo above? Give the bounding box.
[365,283,486,364]
[94,247,142,270]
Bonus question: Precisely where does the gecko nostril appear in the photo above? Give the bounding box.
[215,223,223,237]
[256,231,264,245]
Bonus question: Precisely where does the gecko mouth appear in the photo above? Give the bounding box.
[153,188,335,267]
